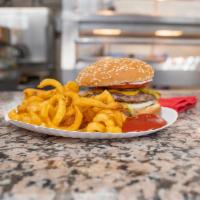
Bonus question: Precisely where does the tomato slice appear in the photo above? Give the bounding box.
[106,82,149,89]
[122,114,167,132]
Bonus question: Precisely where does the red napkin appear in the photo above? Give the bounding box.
[159,96,197,113]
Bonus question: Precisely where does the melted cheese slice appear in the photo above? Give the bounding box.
[108,89,139,96]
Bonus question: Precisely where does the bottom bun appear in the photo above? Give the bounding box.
[137,102,161,115]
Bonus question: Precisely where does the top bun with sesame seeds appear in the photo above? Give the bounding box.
[76,57,154,87]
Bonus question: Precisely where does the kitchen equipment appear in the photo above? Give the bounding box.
[0,8,54,89]
[61,0,200,88]
[75,14,200,88]
[0,26,19,90]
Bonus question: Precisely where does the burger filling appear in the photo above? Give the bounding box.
[111,92,154,103]
[81,88,160,116]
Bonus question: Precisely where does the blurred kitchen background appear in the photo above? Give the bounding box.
[1,0,200,90]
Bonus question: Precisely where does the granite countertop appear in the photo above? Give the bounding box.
[0,90,200,200]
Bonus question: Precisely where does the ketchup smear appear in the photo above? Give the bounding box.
[122,114,167,132]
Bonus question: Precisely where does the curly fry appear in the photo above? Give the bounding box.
[8,78,126,133]
[64,81,79,92]
[62,106,83,131]
[75,97,107,108]
[86,122,105,132]
[93,113,115,127]
[52,96,66,126]
[38,79,64,93]
[106,126,122,133]
[94,90,114,104]
[29,112,42,125]
[24,88,55,99]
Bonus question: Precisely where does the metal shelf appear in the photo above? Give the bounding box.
[77,14,200,26]
[75,37,200,45]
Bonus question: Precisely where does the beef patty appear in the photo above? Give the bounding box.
[110,92,155,103]
[84,91,155,103]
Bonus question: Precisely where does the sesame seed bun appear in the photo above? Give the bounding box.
[76,57,154,87]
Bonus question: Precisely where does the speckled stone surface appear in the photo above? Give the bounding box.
[0,91,200,200]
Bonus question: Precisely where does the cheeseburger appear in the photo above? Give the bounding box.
[76,57,160,116]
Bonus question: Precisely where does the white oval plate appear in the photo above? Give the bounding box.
[5,107,178,139]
